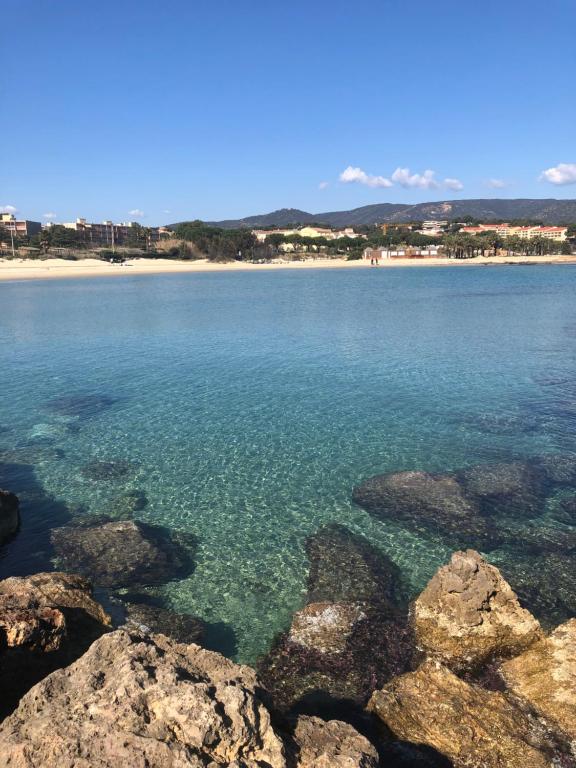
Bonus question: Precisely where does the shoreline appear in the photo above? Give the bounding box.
[0,254,575,282]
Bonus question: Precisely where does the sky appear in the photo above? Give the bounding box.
[1,0,576,225]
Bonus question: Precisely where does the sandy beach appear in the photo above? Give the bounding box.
[0,254,575,282]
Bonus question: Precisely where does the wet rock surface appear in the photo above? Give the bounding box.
[413,549,542,671]
[0,572,110,718]
[287,601,367,655]
[50,520,195,588]
[352,470,493,549]
[368,660,561,768]
[456,460,548,518]
[0,488,19,546]
[0,629,287,768]
[500,618,576,745]
[80,458,136,481]
[121,600,206,645]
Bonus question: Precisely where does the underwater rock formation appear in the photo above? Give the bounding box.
[500,618,576,747]
[368,660,559,768]
[50,520,195,588]
[0,572,110,718]
[287,601,367,655]
[45,393,116,419]
[80,459,136,481]
[121,600,206,645]
[412,549,542,672]
[0,488,19,546]
[108,489,148,518]
[352,469,493,549]
[456,460,548,518]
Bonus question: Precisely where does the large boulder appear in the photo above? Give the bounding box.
[50,520,195,588]
[288,715,378,768]
[304,523,405,608]
[352,470,493,549]
[0,572,111,718]
[287,601,367,655]
[412,550,542,671]
[0,629,287,767]
[0,488,19,545]
[367,660,563,768]
[500,619,576,747]
[456,460,548,518]
[121,600,206,645]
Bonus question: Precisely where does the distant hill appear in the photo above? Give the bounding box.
[170,199,576,229]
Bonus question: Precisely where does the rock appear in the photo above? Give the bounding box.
[554,495,576,525]
[305,523,404,608]
[121,601,205,644]
[534,453,576,486]
[50,520,195,588]
[108,489,148,517]
[456,460,548,518]
[412,550,542,671]
[0,445,65,464]
[495,520,576,554]
[0,488,19,545]
[288,715,378,768]
[352,470,493,549]
[500,619,576,746]
[46,393,116,419]
[288,602,366,655]
[80,459,136,481]
[0,572,111,718]
[0,629,286,767]
[368,660,561,768]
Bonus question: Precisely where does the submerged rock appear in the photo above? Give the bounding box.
[287,601,366,655]
[305,523,405,608]
[81,458,136,481]
[0,629,287,768]
[352,470,493,549]
[495,520,576,554]
[456,460,548,518]
[533,453,576,486]
[0,445,65,464]
[288,715,379,768]
[50,520,195,588]
[554,495,576,525]
[0,488,19,545]
[368,660,561,768]
[45,393,116,419]
[0,572,110,718]
[121,601,205,645]
[412,550,542,671]
[108,489,148,517]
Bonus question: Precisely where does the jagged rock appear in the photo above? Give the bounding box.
[80,459,136,481]
[352,470,493,548]
[0,488,19,545]
[288,602,366,655]
[46,393,116,419]
[368,660,562,768]
[0,629,287,767]
[288,715,378,767]
[50,520,194,588]
[500,619,576,746]
[121,601,205,644]
[456,460,548,518]
[305,523,404,608]
[0,572,111,718]
[413,550,542,671]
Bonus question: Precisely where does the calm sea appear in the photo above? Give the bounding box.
[1,265,575,661]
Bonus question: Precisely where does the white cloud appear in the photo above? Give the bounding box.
[444,178,464,191]
[43,212,57,220]
[486,178,508,189]
[339,166,393,188]
[391,167,439,189]
[540,163,576,185]
[163,209,171,214]
[0,205,18,214]
[318,181,329,190]
[129,208,145,218]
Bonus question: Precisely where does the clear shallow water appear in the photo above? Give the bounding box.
[0,265,575,662]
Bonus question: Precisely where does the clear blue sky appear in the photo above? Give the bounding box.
[2,0,576,225]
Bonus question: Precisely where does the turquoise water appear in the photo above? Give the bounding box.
[1,265,575,661]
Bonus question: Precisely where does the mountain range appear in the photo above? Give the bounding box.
[188,199,576,229]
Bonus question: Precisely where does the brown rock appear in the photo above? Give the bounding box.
[500,619,576,746]
[0,488,19,546]
[289,715,378,768]
[288,602,366,655]
[413,549,542,670]
[0,629,286,768]
[0,572,111,718]
[368,660,556,768]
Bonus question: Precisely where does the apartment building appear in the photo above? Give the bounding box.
[461,224,568,241]
[253,226,365,242]
[0,213,42,238]
[60,218,163,246]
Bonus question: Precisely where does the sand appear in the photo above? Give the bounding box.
[0,254,575,282]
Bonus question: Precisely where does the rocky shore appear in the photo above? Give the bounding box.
[1,467,575,766]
